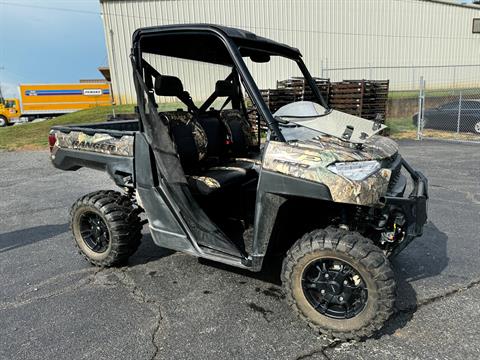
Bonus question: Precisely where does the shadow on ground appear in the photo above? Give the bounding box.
[128,232,176,266]
[193,221,449,339]
[377,221,449,337]
[0,224,69,254]
[120,220,449,340]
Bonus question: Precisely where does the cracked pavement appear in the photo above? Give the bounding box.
[0,140,479,359]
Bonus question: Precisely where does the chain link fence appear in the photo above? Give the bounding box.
[416,78,480,142]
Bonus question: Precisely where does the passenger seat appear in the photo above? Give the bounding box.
[196,113,228,160]
[219,109,261,171]
[162,110,252,196]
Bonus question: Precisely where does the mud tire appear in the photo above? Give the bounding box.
[282,227,396,340]
[70,190,142,267]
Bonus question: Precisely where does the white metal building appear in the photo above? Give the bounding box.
[100,0,480,104]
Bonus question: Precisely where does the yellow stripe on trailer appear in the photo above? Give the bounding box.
[19,83,112,114]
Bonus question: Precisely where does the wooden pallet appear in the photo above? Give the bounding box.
[246,78,389,125]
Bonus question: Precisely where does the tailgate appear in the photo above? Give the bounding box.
[49,121,137,187]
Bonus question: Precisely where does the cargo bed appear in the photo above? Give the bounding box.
[50,120,139,187]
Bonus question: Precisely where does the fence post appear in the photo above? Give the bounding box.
[417,76,425,140]
[456,91,462,134]
[412,67,416,90]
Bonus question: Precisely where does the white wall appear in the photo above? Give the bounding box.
[101,0,480,104]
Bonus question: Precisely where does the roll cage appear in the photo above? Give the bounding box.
[130,24,329,142]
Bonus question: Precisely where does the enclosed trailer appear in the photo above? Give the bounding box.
[18,83,112,119]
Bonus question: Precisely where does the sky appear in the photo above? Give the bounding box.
[0,0,477,98]
[0,0,107,98]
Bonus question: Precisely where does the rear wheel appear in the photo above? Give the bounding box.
[70,190,143,267]
[0,116,7,127]
[282,227,396,340]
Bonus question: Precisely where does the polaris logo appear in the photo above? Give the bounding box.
[83,89,103,96]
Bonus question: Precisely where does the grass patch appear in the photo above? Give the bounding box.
[389,88,480,100]
[386,117,419,140]
[0,103,182,151]
[386,117,416,132]
[385,116,480,141]
[421,129,480,141]
[388,91,418,100]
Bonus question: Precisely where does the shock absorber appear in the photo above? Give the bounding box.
[380,212,406,245]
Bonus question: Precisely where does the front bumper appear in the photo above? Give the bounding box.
[382,158,428,257]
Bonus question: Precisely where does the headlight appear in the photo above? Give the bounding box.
[327,160,381,181]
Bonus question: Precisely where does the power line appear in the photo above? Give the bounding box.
[0,1,99,15]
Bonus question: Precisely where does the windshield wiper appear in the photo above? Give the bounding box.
[275,108,333,120]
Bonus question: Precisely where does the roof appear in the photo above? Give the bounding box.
[422,0,480,10]
[101,0,480,10]
[97,67,111,82]
[132,24,301,65]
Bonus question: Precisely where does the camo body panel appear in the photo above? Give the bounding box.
[188,175,221,189]
[263,139,393,206]
[162,111,208,161]
[362,135,399,159]
[220,109,258,147]
[55,131,134,157]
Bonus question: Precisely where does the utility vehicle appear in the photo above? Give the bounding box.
[49,24,428,340]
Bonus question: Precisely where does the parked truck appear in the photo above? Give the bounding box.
[0,82,111,127]
[49,24,428,340]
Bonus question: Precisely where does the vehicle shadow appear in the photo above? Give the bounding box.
[375,221,449,338]
[199,222,449,340]
[130,221,448,339]
[199,254,284,285]
[129,232,176,266]
[0,223,69,254]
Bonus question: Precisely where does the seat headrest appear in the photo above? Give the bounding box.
[154,75,184,96]
[215,80,235,97]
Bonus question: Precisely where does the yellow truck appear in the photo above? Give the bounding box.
[0,83,111,127]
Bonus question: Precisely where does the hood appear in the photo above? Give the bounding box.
[291,134,398,165]
[274,101,387,144]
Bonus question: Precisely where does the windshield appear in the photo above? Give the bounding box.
[243,55,386,144]
[242,54,328,110]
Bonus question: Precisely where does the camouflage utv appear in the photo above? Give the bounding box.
[50,24,428,340]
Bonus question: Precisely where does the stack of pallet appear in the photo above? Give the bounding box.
[358,80,389,121]
[260,88,296,113]
[245,78,389,131]
[329,80,364,117]
[275,78,305,101]
[329,80,389,121]
[246,88,296,133]
[276,77,330,103]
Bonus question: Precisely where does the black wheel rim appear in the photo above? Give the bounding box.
[79,212,110,253]
[302,258,368,319]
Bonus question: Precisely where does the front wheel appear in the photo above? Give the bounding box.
[282,227,396,340]
[473,120,480,134]
[0,116,7,127]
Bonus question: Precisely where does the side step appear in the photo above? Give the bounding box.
[198,246,251,270]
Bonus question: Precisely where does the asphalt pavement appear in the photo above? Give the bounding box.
[0,139,479,360]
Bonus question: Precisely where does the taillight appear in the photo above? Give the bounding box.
[48,132,57,152]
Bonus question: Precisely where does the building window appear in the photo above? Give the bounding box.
[473,19,480,34]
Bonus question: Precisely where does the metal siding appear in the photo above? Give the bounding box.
[101,0,480,104]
